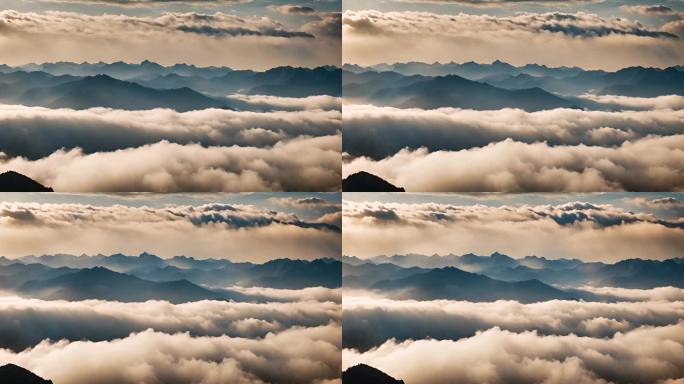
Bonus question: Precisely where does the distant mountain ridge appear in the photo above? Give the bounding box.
[0,61,342,101]
[343,61,684,102]
[6,253,342,289]
[344,252,684,289]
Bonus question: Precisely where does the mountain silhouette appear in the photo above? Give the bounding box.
[19,75,229,111]
[17,267,235,303]
[343,172,405,192]
[343,364,404,384]
[0,171,53,192]
[372,266,583,302]
[0,364,52,384]
[371,74,578,111]
[12,254,343,289]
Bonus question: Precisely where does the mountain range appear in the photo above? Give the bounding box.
[343,61,684,110]
[344,253,684,291]
[2,253,342,292]
[0,62,341,111]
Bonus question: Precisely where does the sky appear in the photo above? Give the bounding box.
[0,0,341,69]
[0,192,341,261]
[343,192,684,261]
[343,0,684,70]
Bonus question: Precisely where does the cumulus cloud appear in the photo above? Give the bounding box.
[342,134,684,192]
[342,104,684,159]
[227,95,341,112]
[0,324,341,384]
[343,10,684,70]
[341,199,684,261]
[1,134,341,192]
[342,294,684,351]
[343,322,684,384]
[0,200,341,261]
[0,10,313,39]
[0,104,340,159]
[0,296,340,352]
[579,94,684,111]
[0,10,338,69]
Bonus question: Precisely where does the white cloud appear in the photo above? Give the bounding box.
[2,135,342,192]
[342,104,684,159]
[0,296,341,351]
[227,95,341,112]
[341,200,684,261]
[0,10,339,69]
[342,135,684,192]
[579,94,684,111]
[343,321,684,384]
[0,104,340,159]
[342,294,684,350]
[343,10,684,70]
[0,324,341,384]
[0,200,341,261]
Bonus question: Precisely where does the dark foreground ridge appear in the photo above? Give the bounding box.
[0,171,53,192]
[343,364,405,384]
[0,364,53,384]
[342,172,405,192]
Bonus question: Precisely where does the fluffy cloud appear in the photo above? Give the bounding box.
[343,294,684,351]
[0,324,341,384]
[1,135,341,192]
[227,95,341,112]
[342,200,684,261]
[0,200,341,261]
[343,322,684,384]
[343,10,684,70]
[579,94,684,111]
[342,104,684,159]
[0,296,340,351]
[0,104,340,159]
[0,10,338,69]
[0,10,313,39]
[342,135,684,192]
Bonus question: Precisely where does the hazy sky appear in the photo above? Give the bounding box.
[343,0,684,70]
[343,192,684,261]
[0,0,341,69]
[0,192,341,261]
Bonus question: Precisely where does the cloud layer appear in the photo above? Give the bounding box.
[343,10,684,69]
[343,293,684,351]
[343,134,684,192]
[2,134,341,192]
[343,104,684,159]
[0,200,341,261]
[342,199,684,261]
[0,104,340,160]
[343,321,684,384]
[0,324,341,384]
[0,296,340,352]
[0,10,340,69]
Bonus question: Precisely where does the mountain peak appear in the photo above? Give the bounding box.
[342,172,405,192]
[0,364,53,384]
[342,364,404,384]
[0,171,53,192]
